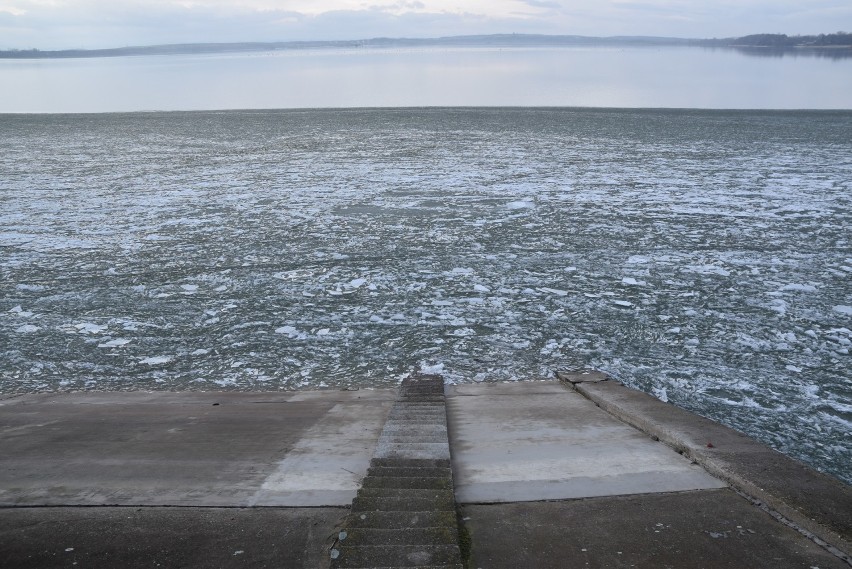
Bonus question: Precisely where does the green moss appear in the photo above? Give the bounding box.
[456,507,473,569]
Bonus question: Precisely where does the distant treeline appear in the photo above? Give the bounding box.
[1,32,850,59]
[711,32,852,48]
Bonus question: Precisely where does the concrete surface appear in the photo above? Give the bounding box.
[445,381,726,503]
[461,489,850,569]
[0,506,344,569]
[2,380,850,568]
[571,378,852,560]
[0,389,395,507]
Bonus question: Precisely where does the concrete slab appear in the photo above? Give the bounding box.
[445,381,726,503]
[461,488,850,569]
[0,506,344,569]
[0,390,395,507]
[572,379,852,558]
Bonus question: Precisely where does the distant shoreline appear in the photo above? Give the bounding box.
[2,32,850,59]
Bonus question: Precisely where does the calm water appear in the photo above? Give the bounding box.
[1,108,850,484]
[1,46,851,112]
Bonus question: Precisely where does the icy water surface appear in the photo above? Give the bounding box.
[1,108,850,483]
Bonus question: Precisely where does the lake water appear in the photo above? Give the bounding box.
[1,108,850,484]
[1,46,851,112]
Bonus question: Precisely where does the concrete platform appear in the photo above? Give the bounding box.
[2,379,850,568]
[445,381,726,503]
[0,389,395,507]
[0,506,344,569]
[461,489,850,569]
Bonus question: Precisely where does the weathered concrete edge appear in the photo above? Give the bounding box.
[562,374,852,564]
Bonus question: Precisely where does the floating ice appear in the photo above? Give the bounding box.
[537,287,568,296]
[75,323,107,334]
[684,264,730,277]
[181,284,199,293]
[473,284,491,293]
[834,305,852,316]
[16,324,39,333]
[140,356,172,365]
[9,306,34,317]
[613,300,634,307]
[506,200,534,210]
[627,255,651,264]
[98,338,131,348]
[419,362,445,375]
[621,277,646,286]
[781,283,817,293]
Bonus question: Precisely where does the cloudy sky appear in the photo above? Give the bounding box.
[1,0,850,50]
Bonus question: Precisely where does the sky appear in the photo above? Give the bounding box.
[1,0,850,50]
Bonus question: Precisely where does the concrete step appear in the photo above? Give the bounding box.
[370,458,451,469]
[331,544,462,568]
[380,423,447,433]
[351,494,455,512]
[362,477,453,490]
[343,527,459,547]
[377,435,450,444]
[336,566,462,569]
[374,443,450,460]
[386,410,446,418]
[367,466,452,478]
[356,488,455,501]
[338,566,462,569]
[346,510,458,529]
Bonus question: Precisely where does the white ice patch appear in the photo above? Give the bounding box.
[653,387,669,402]
[781,283,817,293]
[191,349,211,356]
[98,338,131,348]
[537,287,568,296]
[9,306,34,318]
[473,284,491,293]
[506,200,534,210]
[275,325,301,338]
[684,264,730,277]
[75,322,107,334]
[450,267,474,275]
[418,362,445,375]
[833,305,852,316]
[621,277,646,286]
[139,356,172,365]
[627,255,650,264]
[613,300,634,307]
[181,284,199,293]
[16,284,45,291]
[450,327,476,337]
[16,324,39,333]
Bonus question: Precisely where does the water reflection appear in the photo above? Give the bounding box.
[0,45,850,113]
[722,46,852,60]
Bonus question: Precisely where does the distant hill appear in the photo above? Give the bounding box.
[1,32,850,59]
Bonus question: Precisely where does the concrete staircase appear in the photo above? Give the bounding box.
[330,376,464,569]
